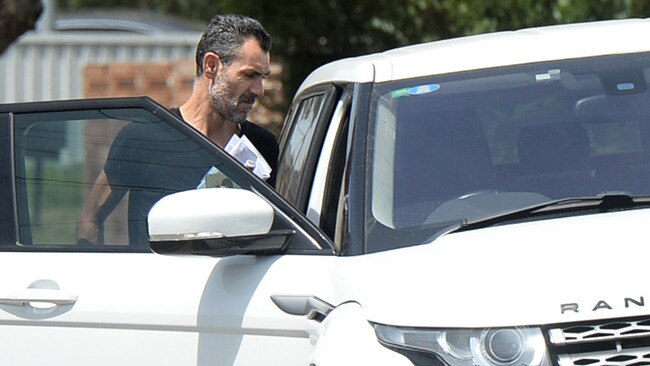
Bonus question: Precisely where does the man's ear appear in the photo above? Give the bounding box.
[202,52,222,79]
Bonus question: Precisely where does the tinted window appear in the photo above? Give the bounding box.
[276,88,335,208]
[365,52,650,252]
[12,108,237,250]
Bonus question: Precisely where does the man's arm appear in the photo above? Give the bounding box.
[76,171,126,245]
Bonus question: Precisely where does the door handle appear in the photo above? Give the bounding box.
[0,288,78,307]
[271,295,333,321]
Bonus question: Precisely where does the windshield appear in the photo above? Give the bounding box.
[366,52,650,253]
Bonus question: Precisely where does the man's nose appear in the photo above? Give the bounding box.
[251,78,264,98]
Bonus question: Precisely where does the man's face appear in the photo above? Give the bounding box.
[209,38,271,124]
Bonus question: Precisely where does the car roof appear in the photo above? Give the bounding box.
[296,18,650,96]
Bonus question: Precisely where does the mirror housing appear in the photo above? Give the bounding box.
[575,93,647,124]
[147,188,292,256]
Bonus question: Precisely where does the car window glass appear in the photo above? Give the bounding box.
[12,108,237,250]
[366,52,650,253]
[276,92,329,207]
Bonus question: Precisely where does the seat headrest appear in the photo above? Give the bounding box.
[518,122,590,172]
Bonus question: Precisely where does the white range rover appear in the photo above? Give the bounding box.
[2,18,650,366]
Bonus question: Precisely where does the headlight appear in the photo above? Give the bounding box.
[374,324,551,366]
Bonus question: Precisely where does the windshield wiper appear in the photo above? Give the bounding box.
[448,192,650,234]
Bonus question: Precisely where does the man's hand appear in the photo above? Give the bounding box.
[76,171,124,246]
[76,219,100,246]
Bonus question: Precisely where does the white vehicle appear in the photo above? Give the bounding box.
[2,18,650,366]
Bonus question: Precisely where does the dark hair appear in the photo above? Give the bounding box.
[195,14,271,77]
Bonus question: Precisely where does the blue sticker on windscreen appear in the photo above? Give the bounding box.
[391,84,440,99]
[617,82,635,91]
[408,84,440,95]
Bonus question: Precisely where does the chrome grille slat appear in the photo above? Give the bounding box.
[550,319,650,344]
[557,348,650,366]
[548,318,650,366]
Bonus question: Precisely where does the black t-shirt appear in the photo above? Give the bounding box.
[168,108,279,186]
[104,121,214,247]
[103,109,279,247]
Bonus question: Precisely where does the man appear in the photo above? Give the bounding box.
[76,14,279,247]
[174,14,278,174]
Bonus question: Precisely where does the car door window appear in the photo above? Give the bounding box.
[276,86,337,210]
[12,107,238,250]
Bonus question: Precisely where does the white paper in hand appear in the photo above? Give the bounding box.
[224,134,272,180]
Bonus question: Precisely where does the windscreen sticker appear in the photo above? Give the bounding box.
[391,83,440,98]
[535,69,561,82]
[617,82,635,91]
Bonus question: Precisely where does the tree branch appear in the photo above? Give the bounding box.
[0,0,43,54]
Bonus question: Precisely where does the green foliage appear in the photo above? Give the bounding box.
[58,0,650,103]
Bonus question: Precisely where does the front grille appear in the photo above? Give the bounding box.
[547,317,650,366]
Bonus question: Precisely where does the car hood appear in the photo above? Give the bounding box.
[328,208,650,328]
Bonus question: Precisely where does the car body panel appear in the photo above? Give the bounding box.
[0,252,342,365]
[326,208,650,328]
[297,18,650,95]
[309,302,413,366]
[0,253,214,365]
[0,97,334,365]
[279,17,650,366]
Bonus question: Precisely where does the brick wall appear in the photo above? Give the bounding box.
[83,60,285,132]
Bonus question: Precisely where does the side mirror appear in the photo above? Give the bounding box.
[148,188,293,256]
